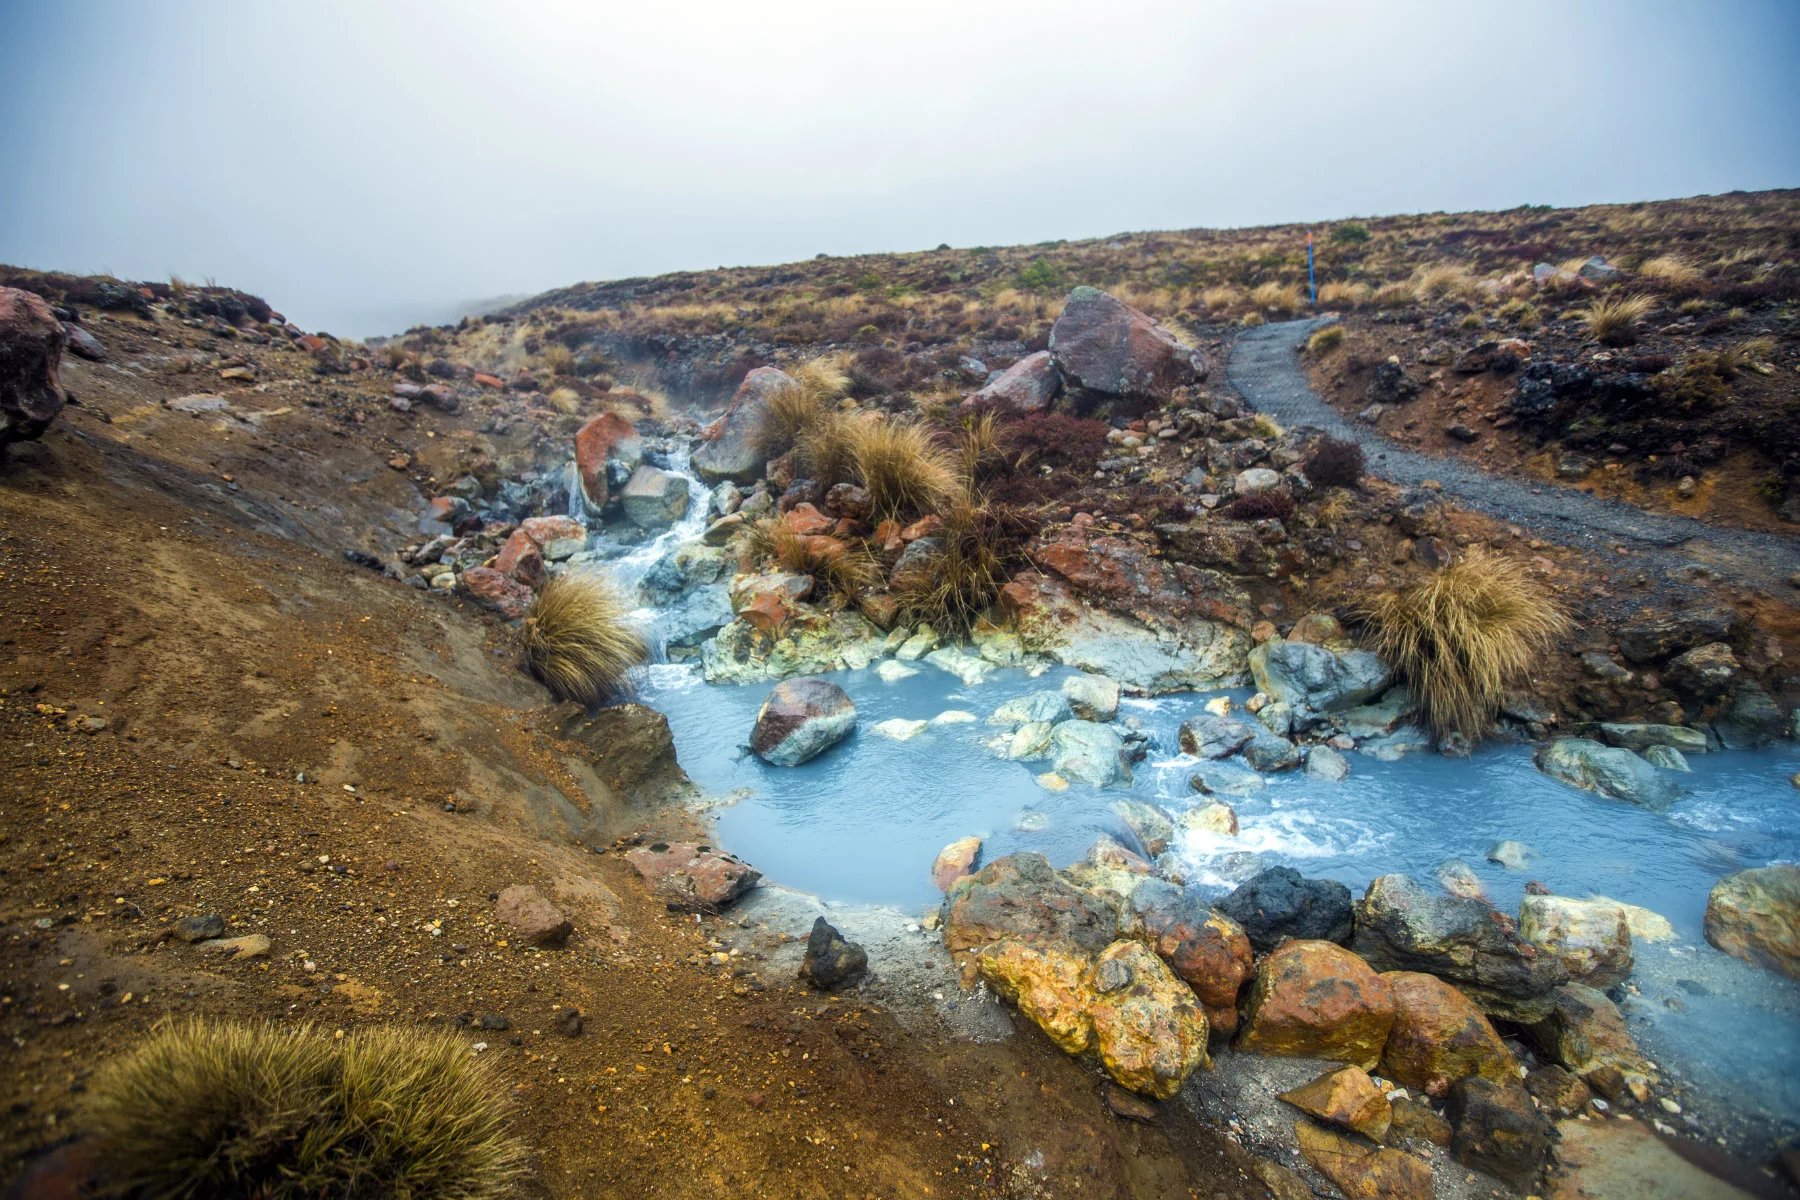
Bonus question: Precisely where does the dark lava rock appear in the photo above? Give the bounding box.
[1714,684,1787,750]
[1368,359,1420,406]
[1048,286,1207,410]
[1445,1076,1550,1191]
[174,915,226,943]
[1178,711,1256,759]
[1218,867,1353,954]
[477,1012,511,1031]
[1615,607,1742,665]
[1352,874,1567,1022]
[1510,360,1590,420]
[552,1007,584,1037]
[941,852,1120,956]
[799,917,868,990]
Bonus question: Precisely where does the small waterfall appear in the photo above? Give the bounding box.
[563,460,590,525]
[598,441,714,665]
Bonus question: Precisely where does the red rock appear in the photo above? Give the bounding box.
[473,371,504,389]
[520,515,586,546]
[1237,940,1396,1068]
[574,411,641,508]
[420,383,458,412]
[493,529,547,589]
[1048,287,1208,409]
[460,566,534,619]
[901,515,942,541]
[1131,894,1254,1035]
[0,287,68,450]
[496,884,572,946]
[932,836,982,892]
[740,592,792,634]
[874,519,904,553]
[1381,970,1518,1097]
[782,503,833,536]
[624,841,761,911]
[964,349,1061,414]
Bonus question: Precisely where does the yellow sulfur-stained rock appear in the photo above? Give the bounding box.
[975,939,1093,1054]
[1380,970,1518,1097]
[1295,1119,1433,1200]
[1085,940,1210,1099]
[1278,1065,1393,1142]
[1237,940,1395,1069]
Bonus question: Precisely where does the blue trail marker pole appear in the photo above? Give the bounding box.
[1307,231,1317,307]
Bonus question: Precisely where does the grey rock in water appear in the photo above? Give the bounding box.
[1533,738,1680,812]
[750,678,857,766]
[1487,840,1533,870]
[1518,895,1634,990]
[1643,744,1690,772]
[1596,722,1708,754]
[1250,639,1393,714]
[991,690,1073,729]
[1060,672,1120,721]
[619,464,691,530]
[1114,798,1176,857]
[1713,684,1787,750]
[1049,720,1129,787]
[1242,732,1301,773]
[1178,711,1256,759]
[800,917,868,989]
[1304,745,1350,781]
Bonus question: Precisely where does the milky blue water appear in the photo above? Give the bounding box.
[636,655,1800,1145]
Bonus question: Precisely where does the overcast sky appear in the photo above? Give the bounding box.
[3,0,1796,336]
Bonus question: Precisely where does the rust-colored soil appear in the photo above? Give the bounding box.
[0,310,1268,1198]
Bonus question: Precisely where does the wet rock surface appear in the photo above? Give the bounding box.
[1219,867,1354,953]
[1237,940,1396,1068]
[749,677,857,766]
[1704,864,1800,980]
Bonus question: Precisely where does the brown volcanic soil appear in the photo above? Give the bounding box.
[0,308,1272,1198]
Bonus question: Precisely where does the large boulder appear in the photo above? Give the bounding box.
[1533,738,1680,812]
[1249,640,1393,714]
[701,608,885,684]
[495,884,573,947]
[749,677,856,766]
[1086,940,1210,1099]
[1445,1077,1550,1192]
[1380,971,1518,1097]
[1595,722,1709,754]
[1061,672,1120,721]
[1524,984,1656,1099]
[1518,895,1633,989]
[1218,867,1354,954]
[573,412,642,509]
[931,836,982,892]
[942,852,1120,957]
[1704,865,1800,980]
[1714,684,1788,750]
[1664,642,1740,701]
[0,287,68,453]
[693,366,792,484]
[975,939,1093,1053]
[1237,940,1396,1069]
[1049,719,1129,787]
[1126,885,1254,1034]
[1352,873,1567,1023]
[624,842,760,911]
[1048,286,1207,408]
[619,464,692,530]
[965,350,1061,414]
[460,565,534,619]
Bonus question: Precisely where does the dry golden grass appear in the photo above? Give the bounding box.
[1372,280,1417,307]
[759,355,850,454]
[1412,263,1475,301]
[1201,285,1243,312]
[547,386,582,415]
[1251,281,1304,314]
[891,493,1027,633]
[846,417,961,520]
[795,409,860,487]
[1581,294,1655,346]
[1364,547,1567,741]
[85,1020,527,1200]
[541,343,575,375]
[747,520,881,607]
[1304,325,1346,355]
[521,571,646,706]
[1317,281,1370,308]
[1637,254,1703,290]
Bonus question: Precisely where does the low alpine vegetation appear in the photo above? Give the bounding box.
[521,571,646,706]
[1364,547,1567,742]
[1581,294,1654,346]
[85,1020,528,1200]
[845,416,960,520]
[1303,434,1365,488]
[1304,324,1345,355]
[758,355,850,455]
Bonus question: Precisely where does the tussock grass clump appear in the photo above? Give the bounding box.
[1221,490,1295,521]
[759,356,850,455]
[1303,435,1365,488]
[746,520,881,608]
[1372,280,1417,307]
[1201,285,1242,312]
[1304,325,1345,355]
[1251,281,1303,314]
[1637,254,1703,290]
[892,494,1032,633]
[1581,294,1654,346]
[795,410,859,488]
[846,417,960,520]
[85,1020,527,1200]
[1364,547,1567,742]
[1412,263,1475,301]
[1318,281,1370,308]
[522,572,646,706]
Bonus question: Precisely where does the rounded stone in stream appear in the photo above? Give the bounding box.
[799,917,868,990]
[1218,866,1354,954]
[750,678,856,766]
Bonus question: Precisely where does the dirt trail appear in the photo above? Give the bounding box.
[1228,319,1800,595]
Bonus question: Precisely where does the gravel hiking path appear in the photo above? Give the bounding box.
[1228,318,1800,596]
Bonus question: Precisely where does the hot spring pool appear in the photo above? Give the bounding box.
[636,656,1800,1149]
